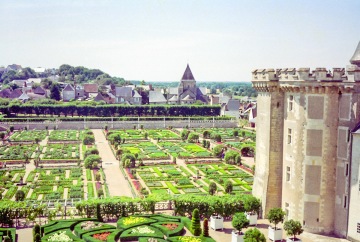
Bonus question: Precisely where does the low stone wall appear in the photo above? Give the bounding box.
[0,119,237,130]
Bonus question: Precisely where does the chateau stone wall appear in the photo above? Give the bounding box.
[252,66,360,238]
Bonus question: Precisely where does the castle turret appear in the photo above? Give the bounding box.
[252,42,360,238]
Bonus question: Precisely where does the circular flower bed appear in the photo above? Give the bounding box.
[130,226,155,234]
[162,223,179,230]
[80,221,103,230]
[123,216,147,226]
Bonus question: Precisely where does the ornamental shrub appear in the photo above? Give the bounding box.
[203,130,211,139]
[15,190,25,201]
[202,218,209,237]
[84,148,99,158]
[83,135,95,145]
[210,133,221,142]
[191,208,202,236]
[266,207,286,229]
[244,228,266,242]
[187,133,199,143]
[209,182,217,195]
[283,219,304,240]
[181,130,190,141]
[84,155,101,169]
[213,145,225,158]
[225,180,233,194]
[232,212,249,234]
[224,150,239,164]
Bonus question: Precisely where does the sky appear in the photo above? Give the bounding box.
[1,0,359,82]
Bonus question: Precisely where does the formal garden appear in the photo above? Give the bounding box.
[133,162,253,196]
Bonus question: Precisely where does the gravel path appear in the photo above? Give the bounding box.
[92,129,133,197]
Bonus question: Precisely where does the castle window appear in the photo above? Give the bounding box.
[286,166,291,181]
[287,129,292,144]
[343,195,347,208]
[285,202,289,217]
[357,223,360,233]
[345,163,349,177]
[288,95,294,111]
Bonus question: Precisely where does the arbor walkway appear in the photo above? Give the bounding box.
[92,129,133,197]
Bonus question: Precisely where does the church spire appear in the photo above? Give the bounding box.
[181,64,195,80]
[350,41,360,67]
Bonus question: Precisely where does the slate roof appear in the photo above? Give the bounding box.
[225,99,241,111]
[18,93,29,100]
[33,86,46,95]
[350,41,360,66]
[12,79,27,86]
[27,93,46,100]
[219,93,230,104]
[9,89,23,99]
[83,84,98,93]
[149,91,167,103]
[168,95,178,102]
[94,93,106,102]
[63,84,75,91]
[133,90,141,98]
[198,87,207,95]
[182,95,194,101]
[0,89,12,98]
[181,64,195,80]
[115,86,132,97]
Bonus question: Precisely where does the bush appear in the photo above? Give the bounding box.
[209,182,217,195]
[202,218,209,237]
[213,145,225,158]
[210,133,221,142]
[203,130,211,139]
[191,208,202,236]
[224,150,239,164]
[84,148,99,158]
[283,219,304,240]
[266,207,286,229]
[244,228,266,242]
[108,133,121,145]
[232,213,249,233]
[83,134,95,145]
[187,133,199,143]
[84,155,101,169]
[181,130,190,141]
[15,190,25,201]
[225,180,233,194]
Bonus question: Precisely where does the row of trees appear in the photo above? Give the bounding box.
[0,104,221,117]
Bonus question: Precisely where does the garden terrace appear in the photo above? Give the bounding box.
[119,141,169,160]
[187,163,253,194]
[39,143,80,161]
[0,168,26,199]
[21,168,84,201]
[109,129,145,140]
[0,144,39,163]
[158,141,212,158]
[147,129,180,140]
[9,130,47,143]
[48,130,82,142]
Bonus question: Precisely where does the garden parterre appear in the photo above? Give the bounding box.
[40,144,80,160]
[39,214,215,242]
[10,130,47,142]
[0,144,39,161]
[49,130,82,141]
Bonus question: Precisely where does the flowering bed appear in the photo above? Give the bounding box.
[47,231,73,242]
[117,216,156,229]
[92,231,111,241]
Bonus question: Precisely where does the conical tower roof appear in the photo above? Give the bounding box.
[181,64,195,80]
[350,41,360,66]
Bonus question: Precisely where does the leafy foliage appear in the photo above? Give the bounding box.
[191,208,202,236]
[232,212,249,233]
[244,228,266,242]
[283,219,304,240]
[266,207,286,229]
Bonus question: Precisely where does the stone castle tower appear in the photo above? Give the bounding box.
[252,42,360,237]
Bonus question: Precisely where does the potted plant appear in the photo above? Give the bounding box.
[231,212,249,242]
[283,219,304,242]
[210,214,224,230]
[266,207,285,241]
[244,196,261,226]
[244,228,266,242]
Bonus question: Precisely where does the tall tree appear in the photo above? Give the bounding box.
[50,84,61,101]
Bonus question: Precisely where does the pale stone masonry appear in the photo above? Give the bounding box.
[252,42,360,240]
